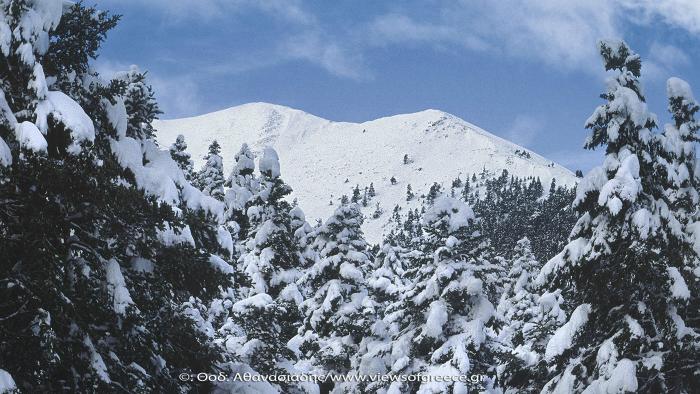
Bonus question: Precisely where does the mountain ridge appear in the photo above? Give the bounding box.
[153,102,577,242]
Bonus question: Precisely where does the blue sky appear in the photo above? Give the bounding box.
[96,0,700,171]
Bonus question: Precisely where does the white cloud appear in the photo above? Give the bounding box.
[367,0,619,72]
[619,0,700,34]
[368,13,488,51]
[101,0,366,80]
[505,115,543,148]
[149,74,203,119]
[95,59,202,119]
[280,32,368,80]
[644,42,691,82]
[98,0,700,81]
[100,0,314,25]
[365,0,700,74]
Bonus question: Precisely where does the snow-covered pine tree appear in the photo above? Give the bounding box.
[497,238,540,325]
[379,195,498,393]
[239,147,301,297]
[224,147,304,391]
[290,205,316,306]
[169,134,194,181]
[295,203,376,391]
[534,40,697,393]
[461,178,471,201]
[657,78,700,235]
[426,182,441,205]
[351,184,361,203]
[372,201,383,219]
[367,241,410,306]
[118,65,162,140]
[354,239,414,392]
[654,76,700,390]
[197,140,225,200]
[494,238,567,392]
[224,143,258,241]
[0,2,229,391]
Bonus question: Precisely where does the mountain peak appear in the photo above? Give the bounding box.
[154,103,576,242]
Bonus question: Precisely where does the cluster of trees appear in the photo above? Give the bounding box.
[387,171,577,262]
[0,2,697,393]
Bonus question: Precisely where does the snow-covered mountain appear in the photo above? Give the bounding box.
[153,103,577,242]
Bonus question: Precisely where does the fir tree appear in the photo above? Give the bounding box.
[372,201,383,219]
[380,196,498,392]
[118,66,162,140]
[535,40,698,393]
[0,3,228,391]
[368,182,376,197]
[169,134,194,181]
[426,182,441,205]
[461,178,471,201]
[406,183,414,201]
[225,148,303,391]
[495,238,567,392]
[296,204,376,391]
[224,143,258,240]
[197,140,225,201]
[351,184,361,203]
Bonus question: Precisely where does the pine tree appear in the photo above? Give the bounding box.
[351,184,361,203]
[368,182,376,198]
[495,238,567,392]
[391,205,401,222]
[197,140,225,200]
[380,196,498,392]
[657,78,700,230]
[535,40,697,393]
[117,66,162,140]
[355,240,411,392]
[224,143,258,240]
[296,203,376,389]
[227,147,303,390]
[372,201,383,219]
[0,3,229,391]
[461,178,471,201]
[290,205,315,274]
[169,134,194,181]
[426,182,441,205]
[367,242,409,306]
[406,183,414,201]
[654,76,700,389]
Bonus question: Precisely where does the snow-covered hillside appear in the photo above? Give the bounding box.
[154,103,577,242]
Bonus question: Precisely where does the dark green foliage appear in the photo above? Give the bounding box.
[0,3,227,392]
[44,2,120,79]
[471,170,576,262]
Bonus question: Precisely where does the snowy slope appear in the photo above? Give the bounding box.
[154,103,577,243]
